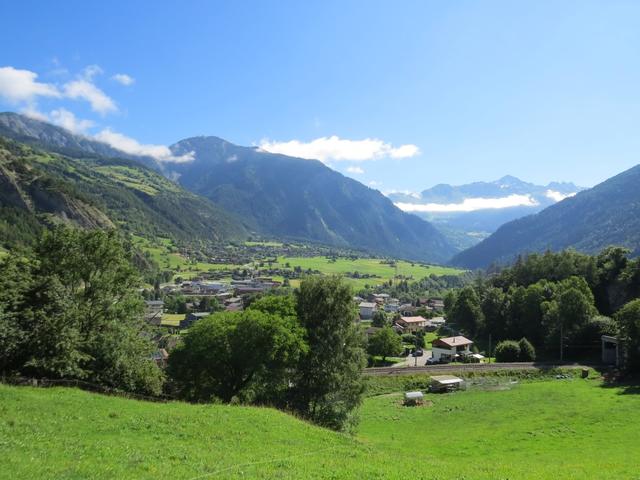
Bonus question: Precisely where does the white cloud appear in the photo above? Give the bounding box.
[0,66,60,103]
[368,180,382,187]
[112,73,135,86]
[94,128,194,163]
[545,189,576,202]
[395,194,539,213]
[259,135,420,162]
[82,64,104,80]
[63,79,117,115]
[50,108,94,134]
[346,166,364,174]
[20,105,49,122]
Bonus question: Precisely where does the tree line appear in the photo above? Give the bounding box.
[445,248,640,368]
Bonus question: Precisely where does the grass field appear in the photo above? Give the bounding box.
[273,256,463,289]
[132,235,464,288]
[1,376,638,479]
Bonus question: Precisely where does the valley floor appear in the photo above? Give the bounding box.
[1,377,638,479]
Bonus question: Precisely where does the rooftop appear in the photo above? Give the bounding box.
[400,316,427,323]
[433,336,473,348]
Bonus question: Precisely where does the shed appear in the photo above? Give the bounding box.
[404,391,424,405]
[429,375,464,393]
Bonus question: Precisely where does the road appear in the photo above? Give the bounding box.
[364,361,593,376]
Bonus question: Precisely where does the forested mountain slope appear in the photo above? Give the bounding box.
[0,137,246,248]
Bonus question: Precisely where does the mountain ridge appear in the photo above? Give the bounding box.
[451,163,640,268]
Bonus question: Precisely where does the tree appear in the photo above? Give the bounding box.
[518,338,536,361]
[449,287,484,337]
[367,327,402,362]
[494,340,521,362]
[615,299,640,372]
[168,310,306,403]
[371,310,388,328]
[0,227,164,395]
[290,276,367,431]
[248,294,296,319]
[481,287,507,340]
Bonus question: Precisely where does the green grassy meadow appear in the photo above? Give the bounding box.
[273,256,463,289]
[133,235,464,288]
[1,376,639,479]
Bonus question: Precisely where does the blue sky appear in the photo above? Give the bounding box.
[2,0,640,193]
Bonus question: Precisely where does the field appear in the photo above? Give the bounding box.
[273,256,463,289]
[2,376,639,479]
[132,236,244,280]
[133,235,465,288]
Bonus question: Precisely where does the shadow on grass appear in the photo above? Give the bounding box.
[597,366,640,395]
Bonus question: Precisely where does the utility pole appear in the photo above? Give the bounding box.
[488,333,492,364]
[560,322,564,362]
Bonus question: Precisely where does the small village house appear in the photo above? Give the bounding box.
[179,311,211,329]
[144,300,164,326]
[396,315,428,333]
[431,336,474,362]
[359,301,377,320]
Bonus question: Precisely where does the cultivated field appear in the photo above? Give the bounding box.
[1,375,638,479]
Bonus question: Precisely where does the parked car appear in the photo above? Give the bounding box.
[426,357,439,365]
[412,349,424,357]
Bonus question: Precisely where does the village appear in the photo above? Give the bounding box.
[142,275,485,370]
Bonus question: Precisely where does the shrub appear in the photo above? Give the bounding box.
[494,340,521,362]
[518,337,536,361]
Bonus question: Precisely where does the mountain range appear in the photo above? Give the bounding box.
[164,136,455,262]
[0,112,455,262]
[452,164,640,268]
[388,176,583,250]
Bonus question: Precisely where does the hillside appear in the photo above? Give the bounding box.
[2,378,640,479]
[0,137,246,248]
[166,136,456,263]
[0,385,387,479]
[452,164,640,268]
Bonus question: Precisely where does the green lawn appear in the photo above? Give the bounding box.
[1,377,639,479]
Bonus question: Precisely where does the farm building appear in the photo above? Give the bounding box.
[429,375,464,393]
[431,336,474,362]
[601,335,624,366]
[404,391,424,405]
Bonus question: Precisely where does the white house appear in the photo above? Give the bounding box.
[359,302,377,319]
[431,336,474,362]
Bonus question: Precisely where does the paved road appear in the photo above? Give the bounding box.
[364,362,593,376]
[393,350,432,367]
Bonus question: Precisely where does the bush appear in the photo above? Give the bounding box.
[518,337,536,361]
[495,340,521,362]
